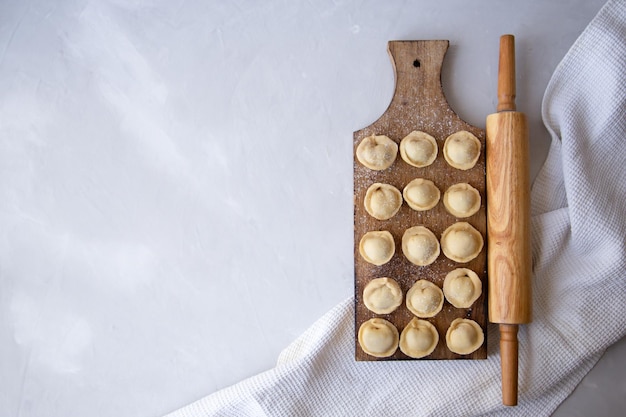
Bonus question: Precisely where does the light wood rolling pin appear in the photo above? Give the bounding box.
[486,34,532,406]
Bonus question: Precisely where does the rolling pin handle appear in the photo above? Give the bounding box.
[497,34,516,112]
[500,324,519,406]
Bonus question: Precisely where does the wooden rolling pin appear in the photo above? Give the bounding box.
[486,34,532,406]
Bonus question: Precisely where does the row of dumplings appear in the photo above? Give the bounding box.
[363,274,482,316]
[356,130,481,171]
[365,180,481,221]
[360,222,484,267]
[358,316,484,358]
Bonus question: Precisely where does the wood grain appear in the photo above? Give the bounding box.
[354,40,488,361]
[486,111,532,324]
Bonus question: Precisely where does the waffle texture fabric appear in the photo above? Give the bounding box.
[168,1,625,415]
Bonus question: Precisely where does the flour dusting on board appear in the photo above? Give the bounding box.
[353,40,488,361]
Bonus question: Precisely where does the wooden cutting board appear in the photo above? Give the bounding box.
[354,40,487,361]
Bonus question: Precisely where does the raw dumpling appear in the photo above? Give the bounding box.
[443,131,481,170]
[403,178,440,211]
[445,318,484,355]
[399,318,439,358]
[358,318,399,358]
[402,226,440,266]
[399,131,438,168]
[443,268,482,308]
[443,183,481,218]
[364,183,403,220]
[363,277,403,314]
[359,231,395,265]
[440,222,484,263]
[356,134,398,170]
[406,279,444,318]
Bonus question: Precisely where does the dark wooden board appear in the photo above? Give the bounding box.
[354,40,487,361]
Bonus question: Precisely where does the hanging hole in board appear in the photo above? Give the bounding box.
[413,59,421,68]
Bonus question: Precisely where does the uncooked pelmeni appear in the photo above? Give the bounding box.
[443,268,482,308]
[443,131,481,170]
[399,317,439,358]
[406,279,444,318]
[440,222,484,263]
[403,178,440,211]
[358,231,395,266]
[443,183,481,218]
[364,183,403,220]
[356,134,398,170]
[363,277,403,314]
[358,318,399,358]
[399,131,438,168]
[402,226,440,266]
[445,318,484,355]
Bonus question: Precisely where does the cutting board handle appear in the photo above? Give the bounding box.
[385,40,451,118]
[358,40,475,135]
